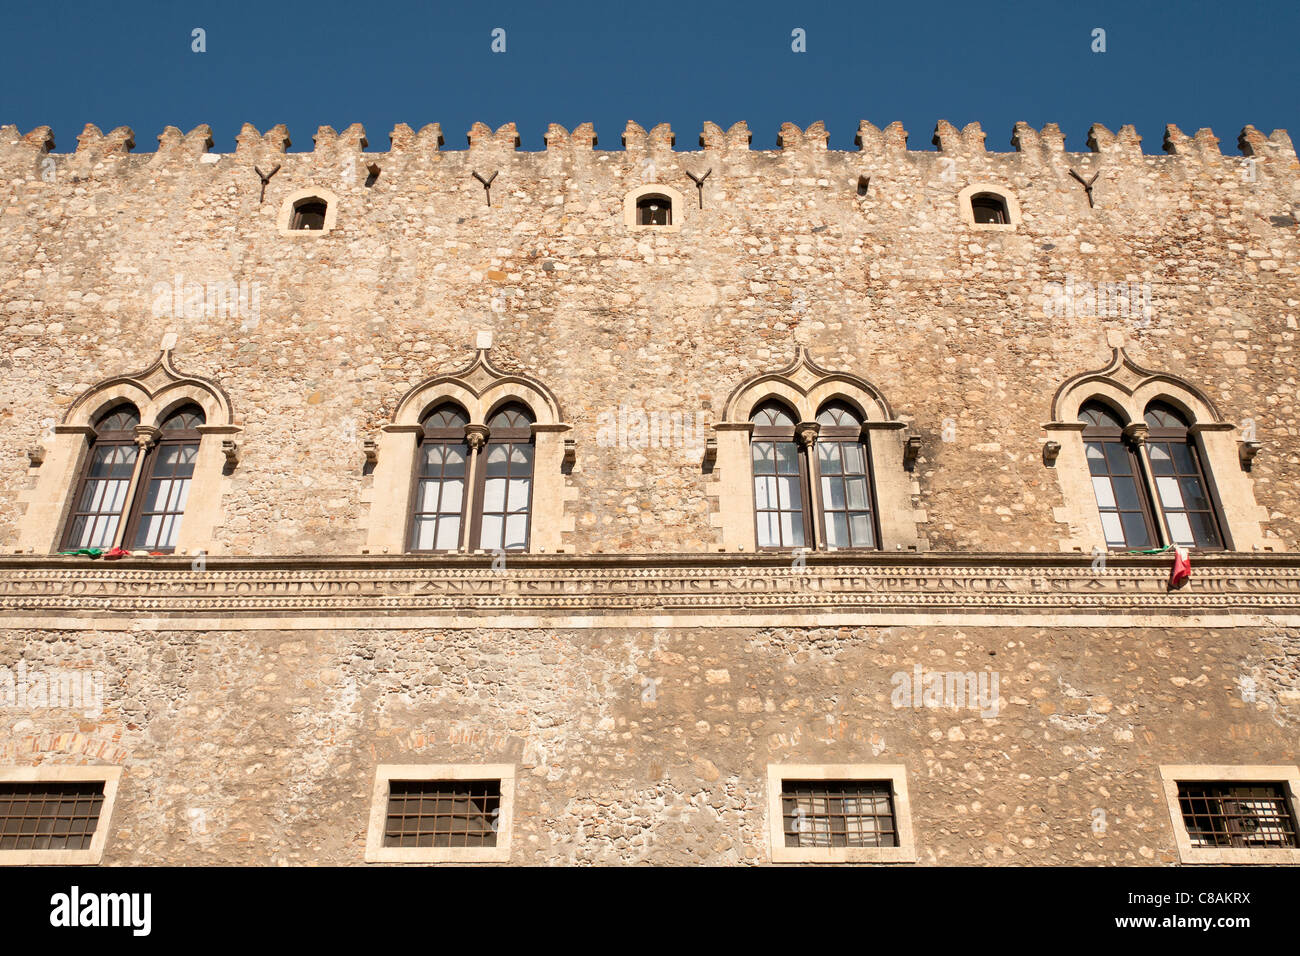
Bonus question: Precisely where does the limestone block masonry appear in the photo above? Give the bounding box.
[0,116,1298,865]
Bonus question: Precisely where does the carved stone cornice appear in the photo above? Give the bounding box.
[1,553,1299,622]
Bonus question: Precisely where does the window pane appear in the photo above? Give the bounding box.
[780,510,805,548]
[1189,512,1222,548]
[483,478,507,512]
[844,477,869,511]
[777,476,802,510]
[484,445,509,475]
[1104,443,1133,474]
[1148,444,1174,476]
[508,478,531,512]
[756,512,779,549]
[840,442,865,475]
[752,442,775,475]
[1120,511,1152,548]
[1100,512,1125,546]
[411,517,436,550]
[754,476,774,511]
[1091,476,1117,510]
[1171,442,1196,474]
[817,444,842,475]
[823,477,845,510]
[849,513,875,548]
[479,515,503,551]
[504,515,528,550]
[1156,476,1185,510]
[435,518,461,551]
[1085,443,1107,475]
[1179,476,1209,512]
[775,442,799,474]
[826,512,848,548]
[1112,475,1141,511]
[1166,511,1194,547]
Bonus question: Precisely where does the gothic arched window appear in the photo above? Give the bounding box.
[127,404,204,551]
[1081,400,1157,550]
[815,401,878,549]
[1144,402,1224,549]
[61,404,142,551]
[473,403,535,552]
[751,401,810,549]
[409,403,471,552]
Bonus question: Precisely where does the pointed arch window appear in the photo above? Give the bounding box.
[815,402,878,549]
[751,401,810,549]
[1144,402,1224,549]
[1081,401,1157,550]
[409,403,470,552]
[128,404,204,551]
[472,403,535,552]
[60,405,141,551]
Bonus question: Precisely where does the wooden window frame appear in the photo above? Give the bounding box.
[406,404,472,554]
[812,403,882,551]
[58,405,142,552]
[468,403,536,553]
[121,405,204,553]
[1080,403,1161,551]
[1143,403,1230,552]
[750,402,814,551]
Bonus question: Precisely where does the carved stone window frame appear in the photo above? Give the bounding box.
[277,187,340,236]
[1159,764,1300,865]
[17,348,240,556]
[363,346,574,555]
[765,763,917,864]
[712,348,921,553]
[623,184,685,233]
[1044,348,1274,553]
[0,765,122,866]
[364,763,515,864]
[957,182,1021,230]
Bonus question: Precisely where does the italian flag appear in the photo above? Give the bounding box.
[1168,546,1191,590]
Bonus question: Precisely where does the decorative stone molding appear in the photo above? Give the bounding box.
[276,186,340,236]
[623,183,686,233]
[957,182,1022,230]
[16,347,240,556]
[1045,348,1278,553]
[2,553,1300,624]
[362,345,574,555]
[712,347,922,553]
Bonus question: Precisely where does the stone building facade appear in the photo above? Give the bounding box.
[0,116,1298,865]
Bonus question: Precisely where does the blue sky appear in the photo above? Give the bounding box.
[2,0,1296,153]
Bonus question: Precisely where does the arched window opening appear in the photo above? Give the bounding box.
[1144,401,1224,550]
[1080,400,1156,550]
[636,194,672,226]
[61,404,141,551]
[750,400,809,549]
[126,404,205,552]
[815,401,877,549]
[474,403,535,552]
[970,193,1009,225]
[290,198,328,230]
[409,403,471,552]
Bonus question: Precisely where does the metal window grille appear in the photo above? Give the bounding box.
[383,780,501,848]
[1177,782,1299,848]
[0,781,106,851]
[781,780,897,848]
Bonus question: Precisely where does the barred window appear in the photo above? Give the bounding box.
[409,403,470,552]
[1177,782,1300,849]
[61,404,141,550]
[473,403,535,552]
[781,780,898,848]
[0,781,106,852]
[383,780,501,848]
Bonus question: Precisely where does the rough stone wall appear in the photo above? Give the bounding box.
[0,118,1297,556]
[2,621,1296,865]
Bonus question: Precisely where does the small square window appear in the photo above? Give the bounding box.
[1160,765,1300,864]
[290,199,328,230]
[365,764,514,863]
[0,767,121,866]
[766,764,916,863]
